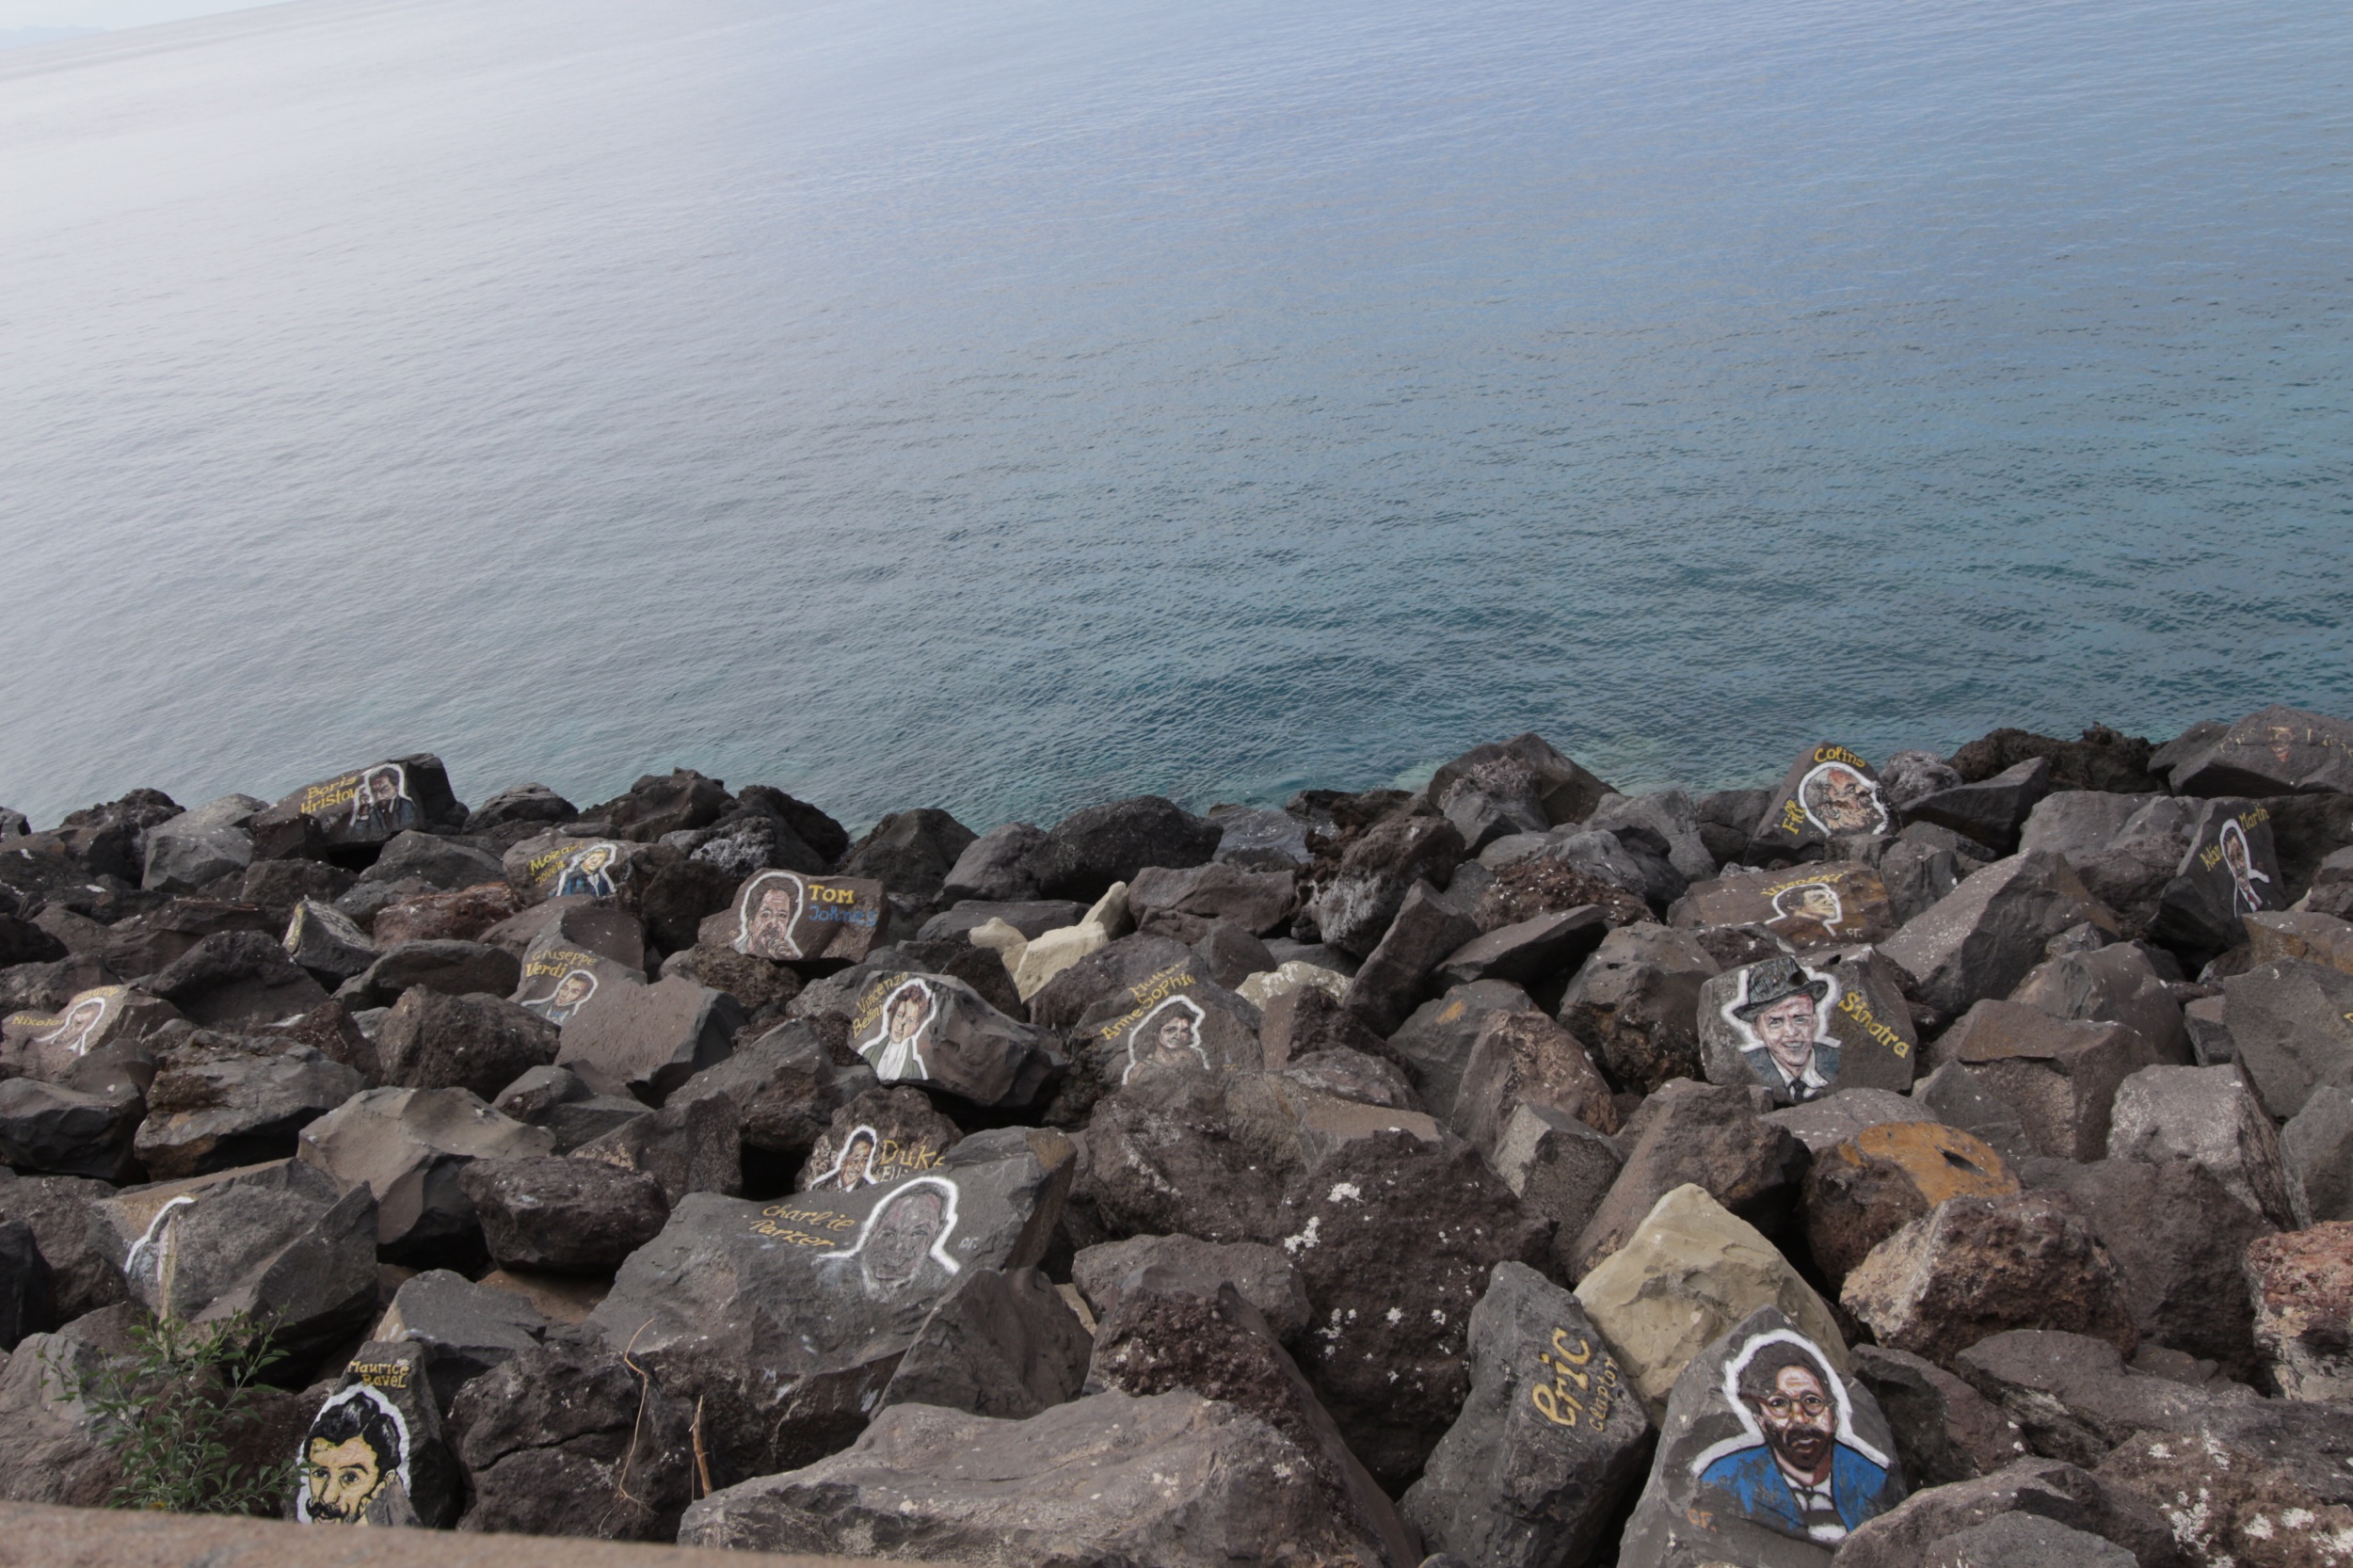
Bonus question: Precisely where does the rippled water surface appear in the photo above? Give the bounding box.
[3,0,2348,829]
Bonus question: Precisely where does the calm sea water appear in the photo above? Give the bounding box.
[2,0,2348,833]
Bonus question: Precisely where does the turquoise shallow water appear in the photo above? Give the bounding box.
[1,0,2348,830]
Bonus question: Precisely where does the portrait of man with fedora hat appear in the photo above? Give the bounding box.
[1723,954,1842,1103]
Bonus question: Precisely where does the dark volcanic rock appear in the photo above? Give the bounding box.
[2024,1156,2274,1378]
[585,1126,1075,1483]
[837,808,979,905]
[1949,724,2166,794]
[1274,1130,1552,1489]
[1619,1305,1907,1568]
[835,968,1061,1106]
[1489,1103,1625,1276]
[450,1335,696,1541]
[463,782,577,834]
[1572,1080,1809,1277]
[1557,922,1720,1095]
[1750,743,1898,861]
[1448,1007,1620,1159]
[673,1017,875,1167]
[376,986,561,1098]
[555,973,745,1103]
[1314,813,1467,959]
[706,869,888,967]
[1841,1191,2137,1368]
[2150,798,2288,965]
[1428,734,1612,831]
[1881,851,2121,1018]
[1024,933,1200,1030]
[1674,861,1901,951]
[1390,979,1536,1122]
[281,898,378,983]
[877,1264,1092,1419]
[1343,880,1480,1036]
[1083,1272,1419,1568]
[0,1074,144,1179]
[0,1174,127,1321]
[458,1155,670,1273]
[1830,1456,2176,1568]
[1027,796,1223,904]
[795,1085,963,1193]
[339,938,522,1010]
[2224,957,2353,1119]
[147,929,330,1027]
[1070,1232,1310,1342]
[1849,1343,2029,1488]
[297,1086,555,1258]
[91,1158,377,1362]
[354,829,505,894]
[1940,1000,2159,1161]
[371,880,523,948]
[0,1219,55,1349]
[2165,704,2353,797]
[1401,1262,1651,1568]
[571,1088,742,1204]
[2095,1423,2353,1568]
[578,768,729,842]
[940,822,1047,903]
[134,1033,364,1178]
[250,755,459,856]
[502,831,662,905]
[1127,861,1298,942]
[678,1390,1394,1567]
[1903,758,2056,856]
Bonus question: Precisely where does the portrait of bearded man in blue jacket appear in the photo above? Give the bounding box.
[1693,1334,1901,1544]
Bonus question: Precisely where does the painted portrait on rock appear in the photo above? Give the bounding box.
[840,969,1062,1106]
[296,1384,413,1527]
[821,1175,964,1298]
[1752,745,1895,860]
[1689,1330,1900,1545]
[720,870,887,966]
[1121,994,1210,1083]
[1698,950,1918,1102]
[857,977,938,1082]
[1673,863,1899,950]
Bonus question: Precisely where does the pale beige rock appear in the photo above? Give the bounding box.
[968,917,1028,974]
[1011,881,1132,1000]
[1235,960,1352,1009]
[1571,1181,1846,1419]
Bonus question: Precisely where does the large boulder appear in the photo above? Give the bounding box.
[555,973,744,1103]
[1557,922,1720,1094]
[141,802,257,895]
[2096,1423,2353,1568]
[1127,862,1298,942]
[280,899,378,983]
[1831,1456,2177,1568]
[288,1339,464,1527]
[1939,1000,2160,1161]
[1750,743,1899,860]
[1391,979,1539,1123]
[501,831,662,905]
[146,930,330,1027]
[1699,950,1922,1105]
[1313,814,1467,958]
[1848,1343,2029,1488]
[2009,942,2190,1064]
[574,768,728,842]
[1273,1130,1551,1488]
[679,1390,1396,1565]
[1881,852,2120,1019]
[458,1154,670,1273]
[2149,798,2288,964]
[671,1018,875,1171]
[2105,1062,2302,1227]
[1803,1122,2020,1288]
[571,1088,742,1204]
[0,1175,127,1321]
[940,822,1047,903]
[0,1072,144,1180]
[877,1264,1091,1420]
[1342,880,1479,1035]
[352,830,505,894]
[1841,1191,2137,1368]
[1618,1305,1906,1568]
[249,755,459,856]
[338,938,522,1011]
[370,881,523,948]
[133,1034,364,1178]
[1026,798,1220,904]
[1489,1103,1625,1276]
[585,1126,1075,1483]
[2222,957,2353,1119]
[794,1085,962,1194]
[705,869,888,968]
[1902,758,2055,856]
[1401,1261,1651,1568]
[90,1158,377,1360]
[1070,1233,1310,1342]
[2244,1221,2353,1401]
[376,985,561,1098]
[2165,704,2353,796]
[833,968,1061,1105]
[836,808,979,905]
[296,1086,554,1259]
[1575,1184,1847,1420]
[1571,1080,1809,1277]
[1447,1006,1620,1159]
[2284,1083,2353,1222]
[2023,1156,2274,1376]
[449,1336,696,1541]
[1427,734,1611,832]
[373,1267,551,1411]
[1673,861,1901,949]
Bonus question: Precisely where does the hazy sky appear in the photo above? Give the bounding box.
[0,0,273,31]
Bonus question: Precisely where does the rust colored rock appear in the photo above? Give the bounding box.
[2245,1221,2353,1401]
[1448,1008,1620,1159]
[1841,1191,2137,1368]
[1803,1121,2019,1286]
[373,880,525,947]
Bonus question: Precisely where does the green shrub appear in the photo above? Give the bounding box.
[52,1311,294,1515]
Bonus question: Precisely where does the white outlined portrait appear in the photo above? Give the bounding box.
[1797,762,1891,838]
[810,1125,882,1192]
[822,1175,962,1292]
[857,978,937,1082]
[1769,882,1845,933]
[348,764,420,838]
[528,968,599,1026]
[296,1384,414,1526]
[2218,818,2273,915]
[37,989,116,1056]
[736,870,808,960]
[1121,994,1209,1084]
[1721,956,1842,1104]
[1689,1328,1895,1544]
[555,842,620,899]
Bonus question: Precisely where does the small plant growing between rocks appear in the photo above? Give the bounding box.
[52,1311,293,1515]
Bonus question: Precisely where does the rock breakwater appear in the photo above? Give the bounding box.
[5,705,2353,1563]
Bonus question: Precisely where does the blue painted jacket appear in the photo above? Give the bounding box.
[1696,1442,1890,1535]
